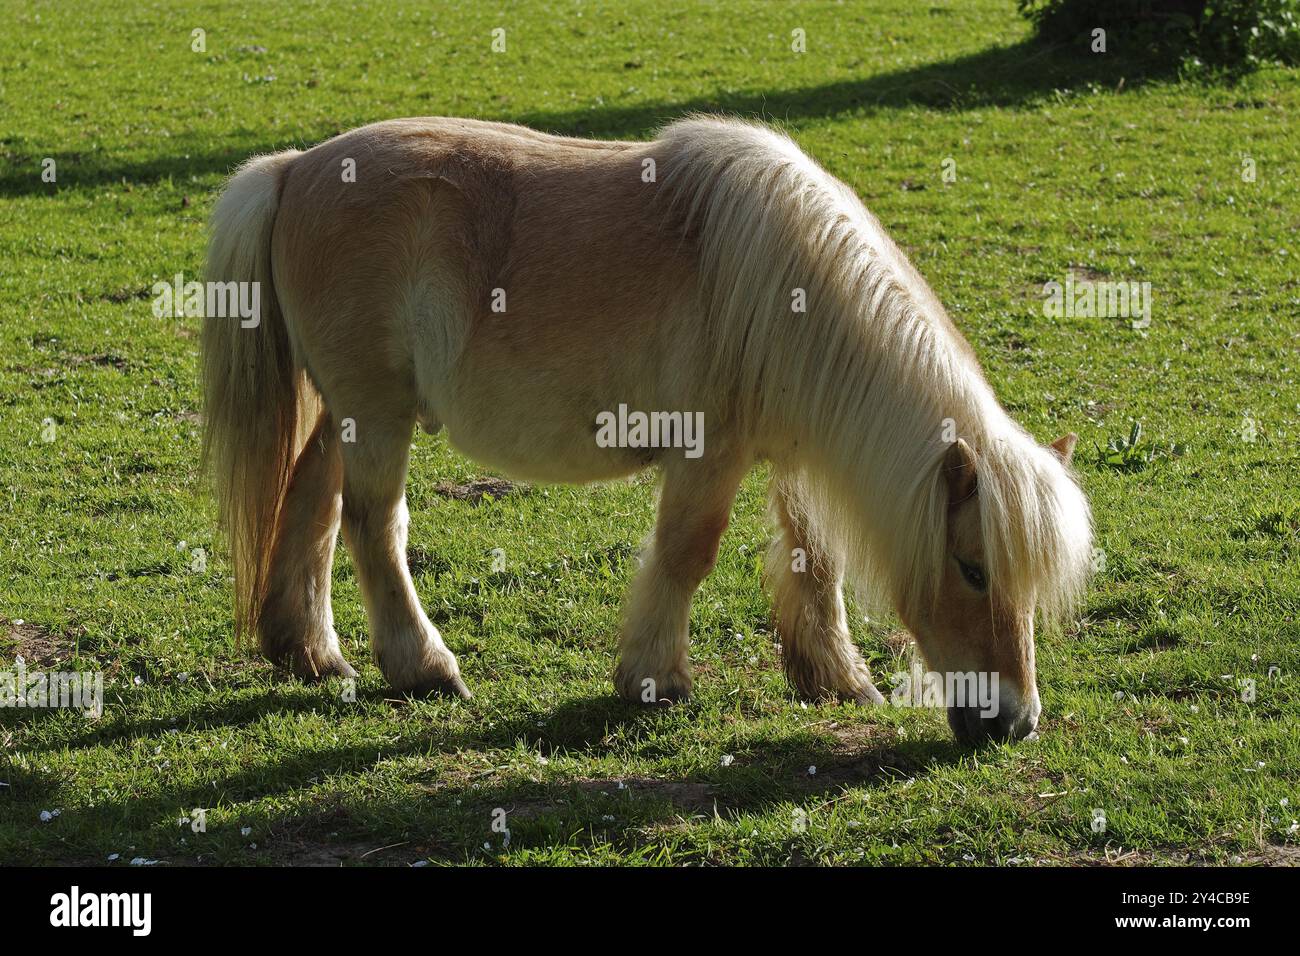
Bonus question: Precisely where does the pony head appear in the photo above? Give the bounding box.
[896,430,1091,745]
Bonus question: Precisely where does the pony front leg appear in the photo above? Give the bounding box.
[767,476,884,705]
[340,419,469,698]
[614,454,748,704]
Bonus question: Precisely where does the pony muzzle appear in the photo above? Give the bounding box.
[947,683,1040,745]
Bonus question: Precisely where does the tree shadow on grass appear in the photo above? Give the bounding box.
[517,37,1179,139]
[8,690,968,864]
[0,38,1178,199]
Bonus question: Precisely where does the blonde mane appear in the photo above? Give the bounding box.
[655,115,1093,627]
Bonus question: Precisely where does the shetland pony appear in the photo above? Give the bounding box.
[201,116,1092,744]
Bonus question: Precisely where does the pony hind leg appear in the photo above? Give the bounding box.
[767,475,884,705]
[339,409,469,698]
[614,454,749,704]
[259,412,355,681]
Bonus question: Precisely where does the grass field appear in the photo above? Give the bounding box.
[1,0,1297,866]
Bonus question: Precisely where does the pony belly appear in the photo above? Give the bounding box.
[428,321,689,485]
[440,409,655,484]
[431,328,696,482]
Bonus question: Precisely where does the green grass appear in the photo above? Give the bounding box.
[1,0,1297,866]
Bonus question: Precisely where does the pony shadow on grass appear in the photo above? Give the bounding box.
[9,674,403,751]
[0,37,1177,199]
[8,688,966,864]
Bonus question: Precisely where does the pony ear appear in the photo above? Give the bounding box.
[1049,432,1078,465]
[943,438,977,503]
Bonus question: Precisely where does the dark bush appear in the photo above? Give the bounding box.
[1017,0,1300,70]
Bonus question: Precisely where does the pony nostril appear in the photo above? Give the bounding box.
[948,703,1035,745]
[947,704,995,745]
[1004,713,1030,740]
[999,707,1038,741]
[1012,706,1040,740]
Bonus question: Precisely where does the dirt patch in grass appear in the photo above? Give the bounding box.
[1248,843,1300,866]
[1085,400,1119,423]
[433,477,521,504]
[1048,841,1300,867]
[820,718,899,753]
[794,723,918,794]
[881,629,915,656]
[1022,266,1114,304]
[272,838,417,867]
[256,808,436,867]
[1068,265,1111,282]
[2,620,80,668]
[69,352,129,371]
[568,777,715,815]
[431,776,718,826]
[102,285,153,304]
[15,352,129,376]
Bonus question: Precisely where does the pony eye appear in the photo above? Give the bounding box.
[956,558,987,592]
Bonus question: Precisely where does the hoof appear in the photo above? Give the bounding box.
[785,654,884,707]
[376,638,469,700]
[843,682,886,706]
[394,673,473,700]
[319,657,360,682]
[614,663,692,705]
[639,685,690,706]
[271,645,357,683]
[387,665,475,702]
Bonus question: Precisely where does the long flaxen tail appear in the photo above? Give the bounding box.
[200,149,319,642]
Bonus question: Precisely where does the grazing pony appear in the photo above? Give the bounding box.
[202,116,1092,743]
